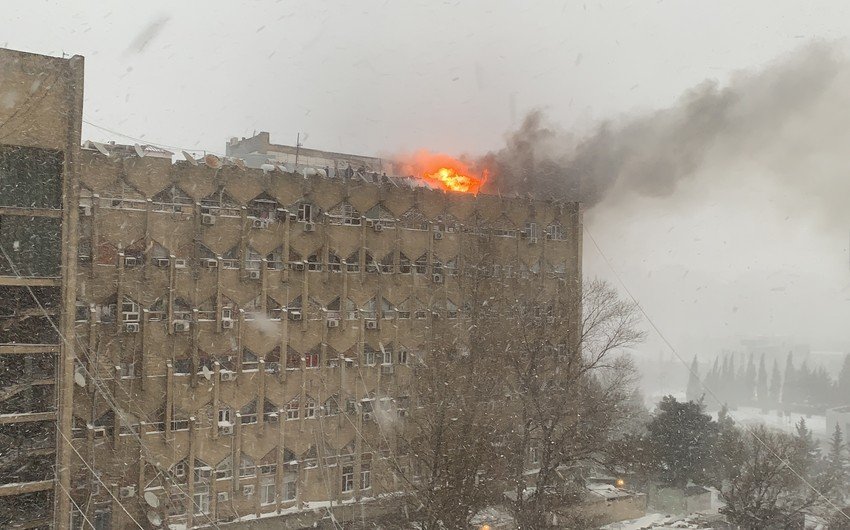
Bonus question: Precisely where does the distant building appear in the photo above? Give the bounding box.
[827,406,850,437]
[226,132,389,177]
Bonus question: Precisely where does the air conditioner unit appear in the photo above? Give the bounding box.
[433,231,443,240]
[220,424,234,436]
[373,223,384,232]
[79,204,92,217]
[327,319,339,329]
[123,256,137,267]
[243,485,255,497]
[221,318,234,329]
[220,371,236,382]
[217,492,229,502]
[252,218,269,229]
[153,258,169,268]
[289,213,298,221]
[201,213,216,225]
[174,259,188,269]
[93,427,107,438]
[303,222,316,232]
[203,258,218,269]
[122,322,140,333]
[529,237,538,244]
[363,412,373,422]
[381,364,395,375]
[289,311,302,321]
[365,320,378,330]
[119,485,136,498]
[248,270,261,280]
[432,273,444,284]
[292,262,305,272]
[173,320,190,333]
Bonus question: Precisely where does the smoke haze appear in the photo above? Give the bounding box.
[484,42,850,234]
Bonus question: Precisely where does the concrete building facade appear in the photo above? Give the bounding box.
[0,47,582,529]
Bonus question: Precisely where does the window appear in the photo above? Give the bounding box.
[297,202,313,222]
[324,396,339,416]
[342,465,355,492]
[306,253,322,272]
[397,349,408,365]
[283,475,297,501]
[546,223,566,241]
[529,446,540,465]
[173,461,186,478]
[218,408,232,425]
[286,349,301,370]
[382,346,393,365]
[216,459,232,480]
[242,349,259,371]
[286,399,300,420]
[305,399,316,418]
[414,254,428,274]
[260,482,275,506]
[327,252,342,272]
[345,251,360,272]
[360,462,371,490]
[119,361,135,378]
[240,456,256,478]
[363,348,376,366]
[399,253,412,274]
[305,350,320,368]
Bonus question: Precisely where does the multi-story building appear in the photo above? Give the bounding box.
[0,48,84,528]
[0,47,581,529]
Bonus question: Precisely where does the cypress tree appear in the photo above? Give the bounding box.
[783,353,796,407]
[756,353,769,409]
[838,354,850,406]
[769,359,782,407]
[744,353,757,405]
[686,356,702,403]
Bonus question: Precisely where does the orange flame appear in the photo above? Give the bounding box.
[396,150,485,194]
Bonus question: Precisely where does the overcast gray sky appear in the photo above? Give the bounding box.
[5,1,850,363]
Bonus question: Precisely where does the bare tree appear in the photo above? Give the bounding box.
[720,425,828,529]
[485,277,643,528]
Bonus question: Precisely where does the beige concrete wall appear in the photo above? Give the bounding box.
[71,148,581,527]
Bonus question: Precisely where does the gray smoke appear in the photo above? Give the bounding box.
[482,42,850,228]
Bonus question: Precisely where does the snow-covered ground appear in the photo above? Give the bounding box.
[601,513,699,530]
[715,406,828,440]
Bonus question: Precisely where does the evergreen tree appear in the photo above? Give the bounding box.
[645,396,719,488]
[744,353,757,405]
[704,356,720,408]
[825,424,847,499]
[686,356,702,403]
[793,418,820,471]
[756,353,769,409]
[838,354,850,406]
[769,359,782,407]
[709,405,745,487]
[783,353,796,406]
[721,355,734,406]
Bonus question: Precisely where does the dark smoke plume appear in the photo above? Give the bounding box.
[481,42,850,224]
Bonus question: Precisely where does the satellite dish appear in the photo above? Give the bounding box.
[146,510,162,526]
[204,154,222,169]
[144,491,160,508]
[182,151,198,166]
[74,372,86,387]
[260,163,275,173]
[133,143,145,157]
[91,141,110,157]
[201,365,212,381]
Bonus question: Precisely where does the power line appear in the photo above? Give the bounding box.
[583,224,850,524]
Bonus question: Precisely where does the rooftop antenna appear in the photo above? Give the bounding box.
[133,143,145,157]
[182,151,198,166]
